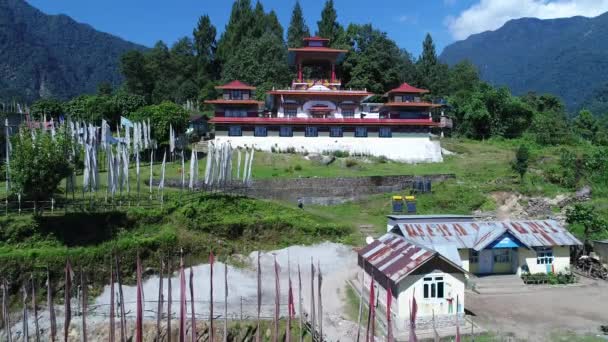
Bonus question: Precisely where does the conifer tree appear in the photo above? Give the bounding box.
[316,0,343,45]
[287,1,310,48]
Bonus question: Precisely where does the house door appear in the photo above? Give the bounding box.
[479,250,493,274]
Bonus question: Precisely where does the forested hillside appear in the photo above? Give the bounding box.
[0,0,145,102]
[440,13,608,113]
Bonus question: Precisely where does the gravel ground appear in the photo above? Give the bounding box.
[467,276,608,341]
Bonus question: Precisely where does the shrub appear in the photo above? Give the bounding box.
[332,150,350,158]
[345,159,358,168]
[294,164,302,171]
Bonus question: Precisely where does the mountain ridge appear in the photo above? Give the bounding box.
[440,12,608,112]
[0,0,146,102]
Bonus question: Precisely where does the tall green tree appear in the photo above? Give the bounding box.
[567,203,607,252]
[316,0,344,45]
[216,0,255,63]
[193,14,218,96]
[574,109,600,142]
[416,33,448,95]
[10,127,73,211]
[30,98,64,119]
[287,1,310,48]
[512,144,530,181]
[342,24,407,94]
[221,32,290,100]
[128,102,189,143]
[120,50,154,100]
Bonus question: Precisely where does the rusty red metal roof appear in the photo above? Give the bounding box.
[393,220,582,250]
[358,233,443,283]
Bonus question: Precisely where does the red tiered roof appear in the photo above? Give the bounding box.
[215,80,256,90]
[204,99,263,106]
[384,102,441,108]
[210,117,438,126]
[303,36,330,42]
[387,83,429,94]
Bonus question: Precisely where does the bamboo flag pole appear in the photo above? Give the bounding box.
[2,279,11,342]
[22,285,28,342]
[356,272,364,342]
[157,258,164,341]
[223,263,228,342]
[110,261,115,342]
[190,266,197,342]
[64,260,74,342]
[286,254,292,342]
[273,255,280,342]
[81,268,87,342]
[47,269,57,342]
[115,255,127,342]
[136,254,144,342]
[167,260,173,342]
[317,261,323,340]
[209,252,215,342]
[297,264,303,342]
[179,252,186,342]
[256,251,261,342]
[32,275,40,342]
[310,258,316,338]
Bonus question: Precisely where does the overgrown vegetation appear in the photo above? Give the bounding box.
[0,193,353,288]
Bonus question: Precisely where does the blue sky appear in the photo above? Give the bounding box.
[27,0,608,56]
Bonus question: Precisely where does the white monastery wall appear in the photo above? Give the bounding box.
[213,136,444,163]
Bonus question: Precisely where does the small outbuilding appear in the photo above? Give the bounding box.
[357,233,467,331]
[594,240,608,265]
[387,216,582,275]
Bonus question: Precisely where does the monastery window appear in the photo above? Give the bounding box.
[279,126,293,137]
[423,275,445,299]
[231,90,243,100]
[305,126,318,137]
[225,109,247,117]
[379,127,392,138]
[330,127,343,137]
[341,109,355,117]
[469,250,479,264]
[228,126,242,137]
[393,95,402,103]
[285,108,298,118]
[254,126,267,137]
[535,247,554,265]
[355,127,368,138]
[308,40,324,47]
[493,249,511,263]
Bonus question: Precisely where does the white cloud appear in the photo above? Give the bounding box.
[397,14,419,24]
[446,0,608,40]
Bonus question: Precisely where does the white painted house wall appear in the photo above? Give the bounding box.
[277,100,363,118]
[393,272,466,331]
[516,246,571,275]
[213,136,443,163]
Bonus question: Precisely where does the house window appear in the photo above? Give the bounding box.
[423,275,445,299]
[284,108,298,117]
[493,249,511,263]
[470,250,479,264]
[379,127,392,138]
[536,247,554,264]
[279,126,293,137]
[305,126,318,137]
[231,90,242,100]
[226,109,247,117]
[393,95,402,103]
[228,126,242,137]
[254,126,267,137]
[355,127,368,138]
[342,109,355,117]
[330,127,343,137]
